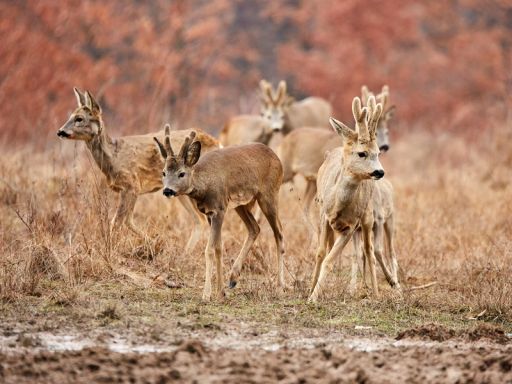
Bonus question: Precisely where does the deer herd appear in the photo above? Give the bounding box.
[57,81,400,302]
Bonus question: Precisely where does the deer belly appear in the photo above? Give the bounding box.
[227,190,255,208]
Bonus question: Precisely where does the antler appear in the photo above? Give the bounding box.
[178,131,197,159]
[366,96,383,139]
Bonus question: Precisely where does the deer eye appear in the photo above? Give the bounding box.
[178,172,186,178]
[358,151,368,158]
[162,171,166,177]
[75,116,83,123]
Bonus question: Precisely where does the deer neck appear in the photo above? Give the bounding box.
[333,170,362,211]
[85,122,117,177]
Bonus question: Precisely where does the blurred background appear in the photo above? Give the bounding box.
[1,0,511,146]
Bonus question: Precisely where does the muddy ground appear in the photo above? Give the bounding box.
[1,319,511,383]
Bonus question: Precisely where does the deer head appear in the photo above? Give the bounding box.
[154,128,201,197]
[57,88,103,141]
[329,96,384,180]
[259,80,292,132]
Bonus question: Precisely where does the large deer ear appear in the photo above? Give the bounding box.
[384,105,396,121]
[153,137,167,159]
[329,117,357,142]
[85,91,102,114]
[259,79,273,103]
[276,80,287,104]
[185,141,201,166]
[74,87,87,107]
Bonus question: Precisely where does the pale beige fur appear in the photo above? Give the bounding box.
[154,132,285,301]
[57,88,220,251]
[353,178,400,291]
[219,115,274,146]
[260,80,332,134]
[309,96,385,302]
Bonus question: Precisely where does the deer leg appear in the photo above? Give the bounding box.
[350,229,363,295]
[373,220,397,288]
[228,204,260,288]
[361,221,379,297]
[178,196,206,253]
[384,215,401,290]
[310,215,330,294]
[203,211,224,301]
[111,191,142,239]
[303,179,317,224]
[258,194,286,289]
[309,228,354,302]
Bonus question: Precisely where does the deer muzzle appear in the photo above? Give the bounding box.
[163,188,176,197]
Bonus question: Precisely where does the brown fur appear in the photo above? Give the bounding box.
[309,96,385,302]
[57,88,219,250]
[154,133,286,301]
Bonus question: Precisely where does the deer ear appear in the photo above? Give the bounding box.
[154,137,167,159]
[74,87,87,107]
[85,91,102,114]
[384,105,396,121]
[329,117,357,142]
[186,141,201,166]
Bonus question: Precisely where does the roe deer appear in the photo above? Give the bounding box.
[260,80,332,135]
[219,115,275,147]
[154,131,286,301]
[309,96,385,302]
[352,178,400,292]
[277,92,393,222]
[57,88,219,251]
[361,85,395,152]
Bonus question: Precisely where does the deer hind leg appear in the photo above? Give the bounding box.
[178,196,206,253]
[361,221,379,297]
[258,193,286,289]
[111,191,143,239]
[384,215,401,291]
[203,210,225,301]
[309,227,354,302]
[228,203,260,289]
[373,220,398,288]
[303,179,317,225]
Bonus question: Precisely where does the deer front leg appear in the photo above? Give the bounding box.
[373,220,397,289]
[310,215,330,294]
[384,215,401,291]
[349,229,362,295]
[111,190,142,239]
[361,221,379,297]
[178,196,206,253]
[203,211,224,301]
[309,227,354,302]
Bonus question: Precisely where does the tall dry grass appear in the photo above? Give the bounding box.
[0,124,511,321]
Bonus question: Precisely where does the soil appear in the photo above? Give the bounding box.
[1,338,511,384]
[1,322,511,383]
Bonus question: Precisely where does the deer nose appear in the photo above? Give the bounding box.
[380,144,389,152]
[163,188,176,197]
[57,130,70,138]
[371,170,385,179]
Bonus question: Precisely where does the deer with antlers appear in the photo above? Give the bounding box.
[309,96,389,302]
[278,85,394,223]
[154,131,286,301]
[57,88,220,251]
[219,80,332,147]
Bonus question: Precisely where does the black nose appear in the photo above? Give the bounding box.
[163,188,176,197]
[380,144,389,152]
[371,170,385,179]
[57,130,70,138]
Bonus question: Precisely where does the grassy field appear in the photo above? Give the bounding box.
[1,125,511,337]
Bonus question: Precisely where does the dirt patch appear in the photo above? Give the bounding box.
[397,323,510,344]
[1,339,512,384]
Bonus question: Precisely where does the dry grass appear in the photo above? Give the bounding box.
[0,125,511,333]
